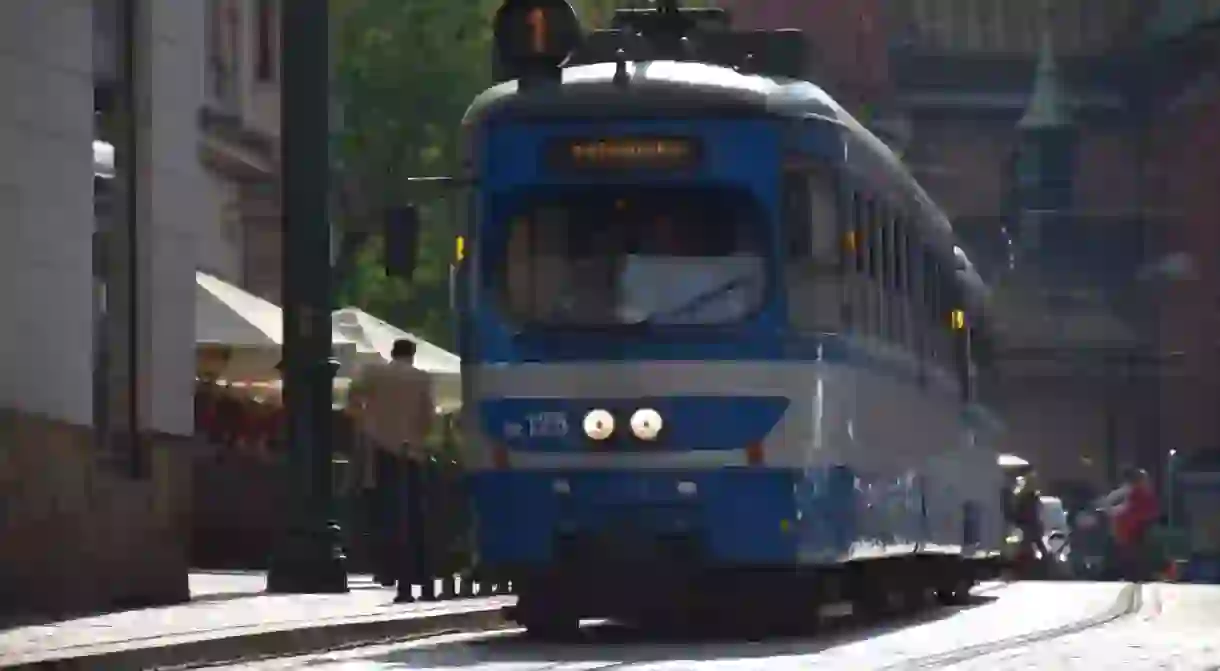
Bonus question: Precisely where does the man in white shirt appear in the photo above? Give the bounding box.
[348,339,435,597]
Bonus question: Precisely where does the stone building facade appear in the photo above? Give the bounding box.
[0,0,212,614]
[198,0,284,303]
[721,0,1220,490]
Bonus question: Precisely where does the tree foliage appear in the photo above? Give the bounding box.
[330,0,626,349]
[330,0,499,349]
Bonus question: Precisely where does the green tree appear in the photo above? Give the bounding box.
[331,0,499,349]
[330,0,629,348]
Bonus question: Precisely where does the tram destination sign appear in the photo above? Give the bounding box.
[545,136,703,171]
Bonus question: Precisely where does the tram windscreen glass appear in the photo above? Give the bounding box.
[493,186,768,327]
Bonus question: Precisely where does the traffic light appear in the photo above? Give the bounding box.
[492,0,582,84]
[385,205,420,280]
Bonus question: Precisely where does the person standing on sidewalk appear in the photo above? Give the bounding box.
[1105,467,1159,581]
[347,339,436,597]
[1011,473,1049,575]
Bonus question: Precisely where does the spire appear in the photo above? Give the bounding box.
[1017,0,1071,130]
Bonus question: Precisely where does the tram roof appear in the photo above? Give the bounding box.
[464,60,990,318]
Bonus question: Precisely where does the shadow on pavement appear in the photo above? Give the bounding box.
[336,594,998,669]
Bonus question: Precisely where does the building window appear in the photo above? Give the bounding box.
[205,0,244,109]
[256,0,277,82]
[205,0,224,99]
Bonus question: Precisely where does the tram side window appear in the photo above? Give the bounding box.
[893,218,905,295]
[887,213,904,347]
[888,215,907,346]
[951,291,971,402]
[939,265,956,372]
[846,192,866,332]
[893,216,907,348]
[878,203,888,344]
[923,252,940,363]
[908,231,927,369]
[907,226,918,350]
[783,170,841,262]
[808,173,841,262]
[783,172,812,259]
[784,170,843,333]
[867,197,883,338]
[909,226,926,356]
[853,193,866,275]
[865,198,878,283]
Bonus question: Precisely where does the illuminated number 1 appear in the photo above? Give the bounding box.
[527,7,547,53]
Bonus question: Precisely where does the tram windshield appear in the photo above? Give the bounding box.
[490,186,770,328]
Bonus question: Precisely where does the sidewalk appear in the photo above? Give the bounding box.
[0,571,512,670]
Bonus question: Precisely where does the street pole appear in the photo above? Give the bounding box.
[1164,449,1177,526]
[1102,353,1119,488]
[267,0,349,594]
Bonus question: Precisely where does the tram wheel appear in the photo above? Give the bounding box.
[851,566,892,619]
[516,605,581,640]
[513,581,582,641]
[935,582,972,606]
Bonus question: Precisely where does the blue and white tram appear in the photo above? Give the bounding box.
[446,0,1005,634]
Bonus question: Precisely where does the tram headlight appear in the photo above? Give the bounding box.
[583,409,615,441]
[630,408,663,441]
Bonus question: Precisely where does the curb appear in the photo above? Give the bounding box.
[896,582,1141,670]
[2,603,512,671]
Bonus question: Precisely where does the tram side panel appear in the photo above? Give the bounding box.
[771,355,1002,567]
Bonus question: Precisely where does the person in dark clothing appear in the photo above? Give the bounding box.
[1012,474,1048,562]
[347,339,436,596]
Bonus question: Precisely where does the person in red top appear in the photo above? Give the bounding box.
[1108,468,1159,581]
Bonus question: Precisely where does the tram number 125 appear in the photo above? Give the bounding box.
[525,411,569,437]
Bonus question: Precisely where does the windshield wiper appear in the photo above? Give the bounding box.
[637,275,756,325]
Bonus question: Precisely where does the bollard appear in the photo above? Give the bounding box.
[394,582,416,604]
[451,573,465,598]
[422,576,438,601]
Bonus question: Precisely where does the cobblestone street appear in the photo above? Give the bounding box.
[201,581,1220,671]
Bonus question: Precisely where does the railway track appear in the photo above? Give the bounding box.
[189,581,1141,670]
[880,582,1141,669]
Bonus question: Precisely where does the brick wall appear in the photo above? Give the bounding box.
[1147,73,1220,456]
[725,0,1220,478]
[718,0,889,107]
[0,411,191,615]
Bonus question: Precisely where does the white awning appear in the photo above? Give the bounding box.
[998,454,1030,468]
[196,271,356,381]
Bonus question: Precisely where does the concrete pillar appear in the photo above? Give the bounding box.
[141,0,208,436]
[0,0,96,425]
[106,0,207,444]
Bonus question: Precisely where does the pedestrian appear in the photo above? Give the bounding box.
[347,338,436,598]
[1013,474,1047,553]
[1105,468,1159,581]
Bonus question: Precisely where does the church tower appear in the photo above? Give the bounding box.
[1012,1,1077,260]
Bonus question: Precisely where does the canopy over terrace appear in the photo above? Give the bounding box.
[195,270,359,382]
